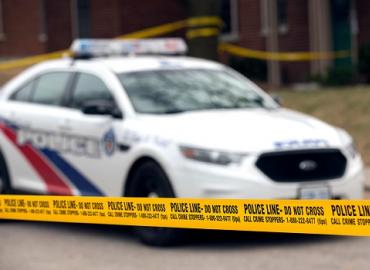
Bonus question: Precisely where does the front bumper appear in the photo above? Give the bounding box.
[170,154,364,199]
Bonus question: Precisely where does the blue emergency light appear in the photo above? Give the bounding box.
[70,38,188,58]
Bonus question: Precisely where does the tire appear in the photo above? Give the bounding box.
[0,151,11,194]
[126,160,182,246]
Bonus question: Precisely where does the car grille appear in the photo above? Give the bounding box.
[255,149,347,182]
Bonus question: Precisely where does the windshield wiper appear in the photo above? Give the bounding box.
[158,109,187,114]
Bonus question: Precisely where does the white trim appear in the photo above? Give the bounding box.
[221,0,239,42]
[38,0,48,42]
[0,0,5,41]
[278,23,289,35]
[70,0,79,39]
[261,0,289,37]
[277,0,289,35]
[350,0,358,35]
[260,0,269,36]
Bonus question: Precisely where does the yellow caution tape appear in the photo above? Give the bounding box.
[186,27,220,39]
[0,16,352,71]
[117,16,222,39]
[219,43,352,62]
[117,20,187,39]
[1,195,370,236]
[187,16,223,27]
[0,50,69,71]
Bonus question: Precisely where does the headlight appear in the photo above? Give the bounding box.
[179,146,247,165]
[345,141,358,159]
[336,128,358,159]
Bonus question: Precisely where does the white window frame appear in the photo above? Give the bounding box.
[260,0,269,36]
[70,0,79,39]
[221,0,239,42]
[70,0,91,39]
[38,0,48,42]
[277,0,288,34]
[0,0,5,41]
[260,0,289,37]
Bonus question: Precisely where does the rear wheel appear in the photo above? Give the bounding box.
[0,174,4,194]
[0,152,11,194]
[126,160,182,246]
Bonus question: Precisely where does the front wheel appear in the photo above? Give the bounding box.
[126,161,182,246]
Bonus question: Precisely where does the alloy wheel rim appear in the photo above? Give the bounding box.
[148,192,159,198]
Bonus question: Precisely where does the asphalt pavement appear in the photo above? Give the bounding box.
[0,219,369,270]
[1,172,370,270]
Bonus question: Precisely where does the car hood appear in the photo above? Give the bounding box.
[132,108,344,153]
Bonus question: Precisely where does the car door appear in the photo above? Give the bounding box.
[52,72,129,197]
[0,71,75,195]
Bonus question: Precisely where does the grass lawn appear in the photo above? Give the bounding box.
[280,86,370,165]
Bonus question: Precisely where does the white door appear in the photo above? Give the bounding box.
[51,72,129,196]
[0,71,77,194]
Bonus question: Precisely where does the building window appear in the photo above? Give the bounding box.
[71,0,91,38]
[277,0,288,33]
[77,0,91,38]
[260,0,288,36]
[220,0,239,41]
[260,0,269,36]
[0,0,5,41]
[39,0,48,42]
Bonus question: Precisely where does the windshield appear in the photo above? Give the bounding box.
[118,69,276,114]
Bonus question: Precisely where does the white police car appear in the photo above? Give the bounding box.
[0,39,364,245]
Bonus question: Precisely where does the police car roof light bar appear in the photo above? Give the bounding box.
[70,38,188,59]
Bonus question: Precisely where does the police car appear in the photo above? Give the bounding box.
[0,39,364,245]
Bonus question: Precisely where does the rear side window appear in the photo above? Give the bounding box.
[31,72,71,106]
[10,80,35,102]
[70,73,114,109]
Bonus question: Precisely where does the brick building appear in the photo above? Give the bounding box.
[0,0,370,84]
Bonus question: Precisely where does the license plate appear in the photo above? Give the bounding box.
[299,186,331,199]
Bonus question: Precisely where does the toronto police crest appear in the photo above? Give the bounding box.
[102,129,116,156]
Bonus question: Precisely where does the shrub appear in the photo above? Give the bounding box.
[359,43,370,83]
[229,56,267,82]
[310,65,356,86]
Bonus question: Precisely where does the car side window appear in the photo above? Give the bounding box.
[70,73,114,109]
[31,72,71,106]
[10,80,35,102]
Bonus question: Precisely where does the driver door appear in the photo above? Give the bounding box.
[55,72,128,196]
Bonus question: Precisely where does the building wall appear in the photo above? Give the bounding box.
[237,0,265,51]
[0,0,186,56]
[279,0,310,83]
[236,0,310,83]
[356,0,370,46]
[0,0,45,57]
[45,0,73,52]
[90,0,186,39]
[90,0,121,38]
[2,0,370,83]
[118,0,186,36]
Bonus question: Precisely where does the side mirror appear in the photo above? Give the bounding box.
[81,100,123,119]
[272,95,283,106]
